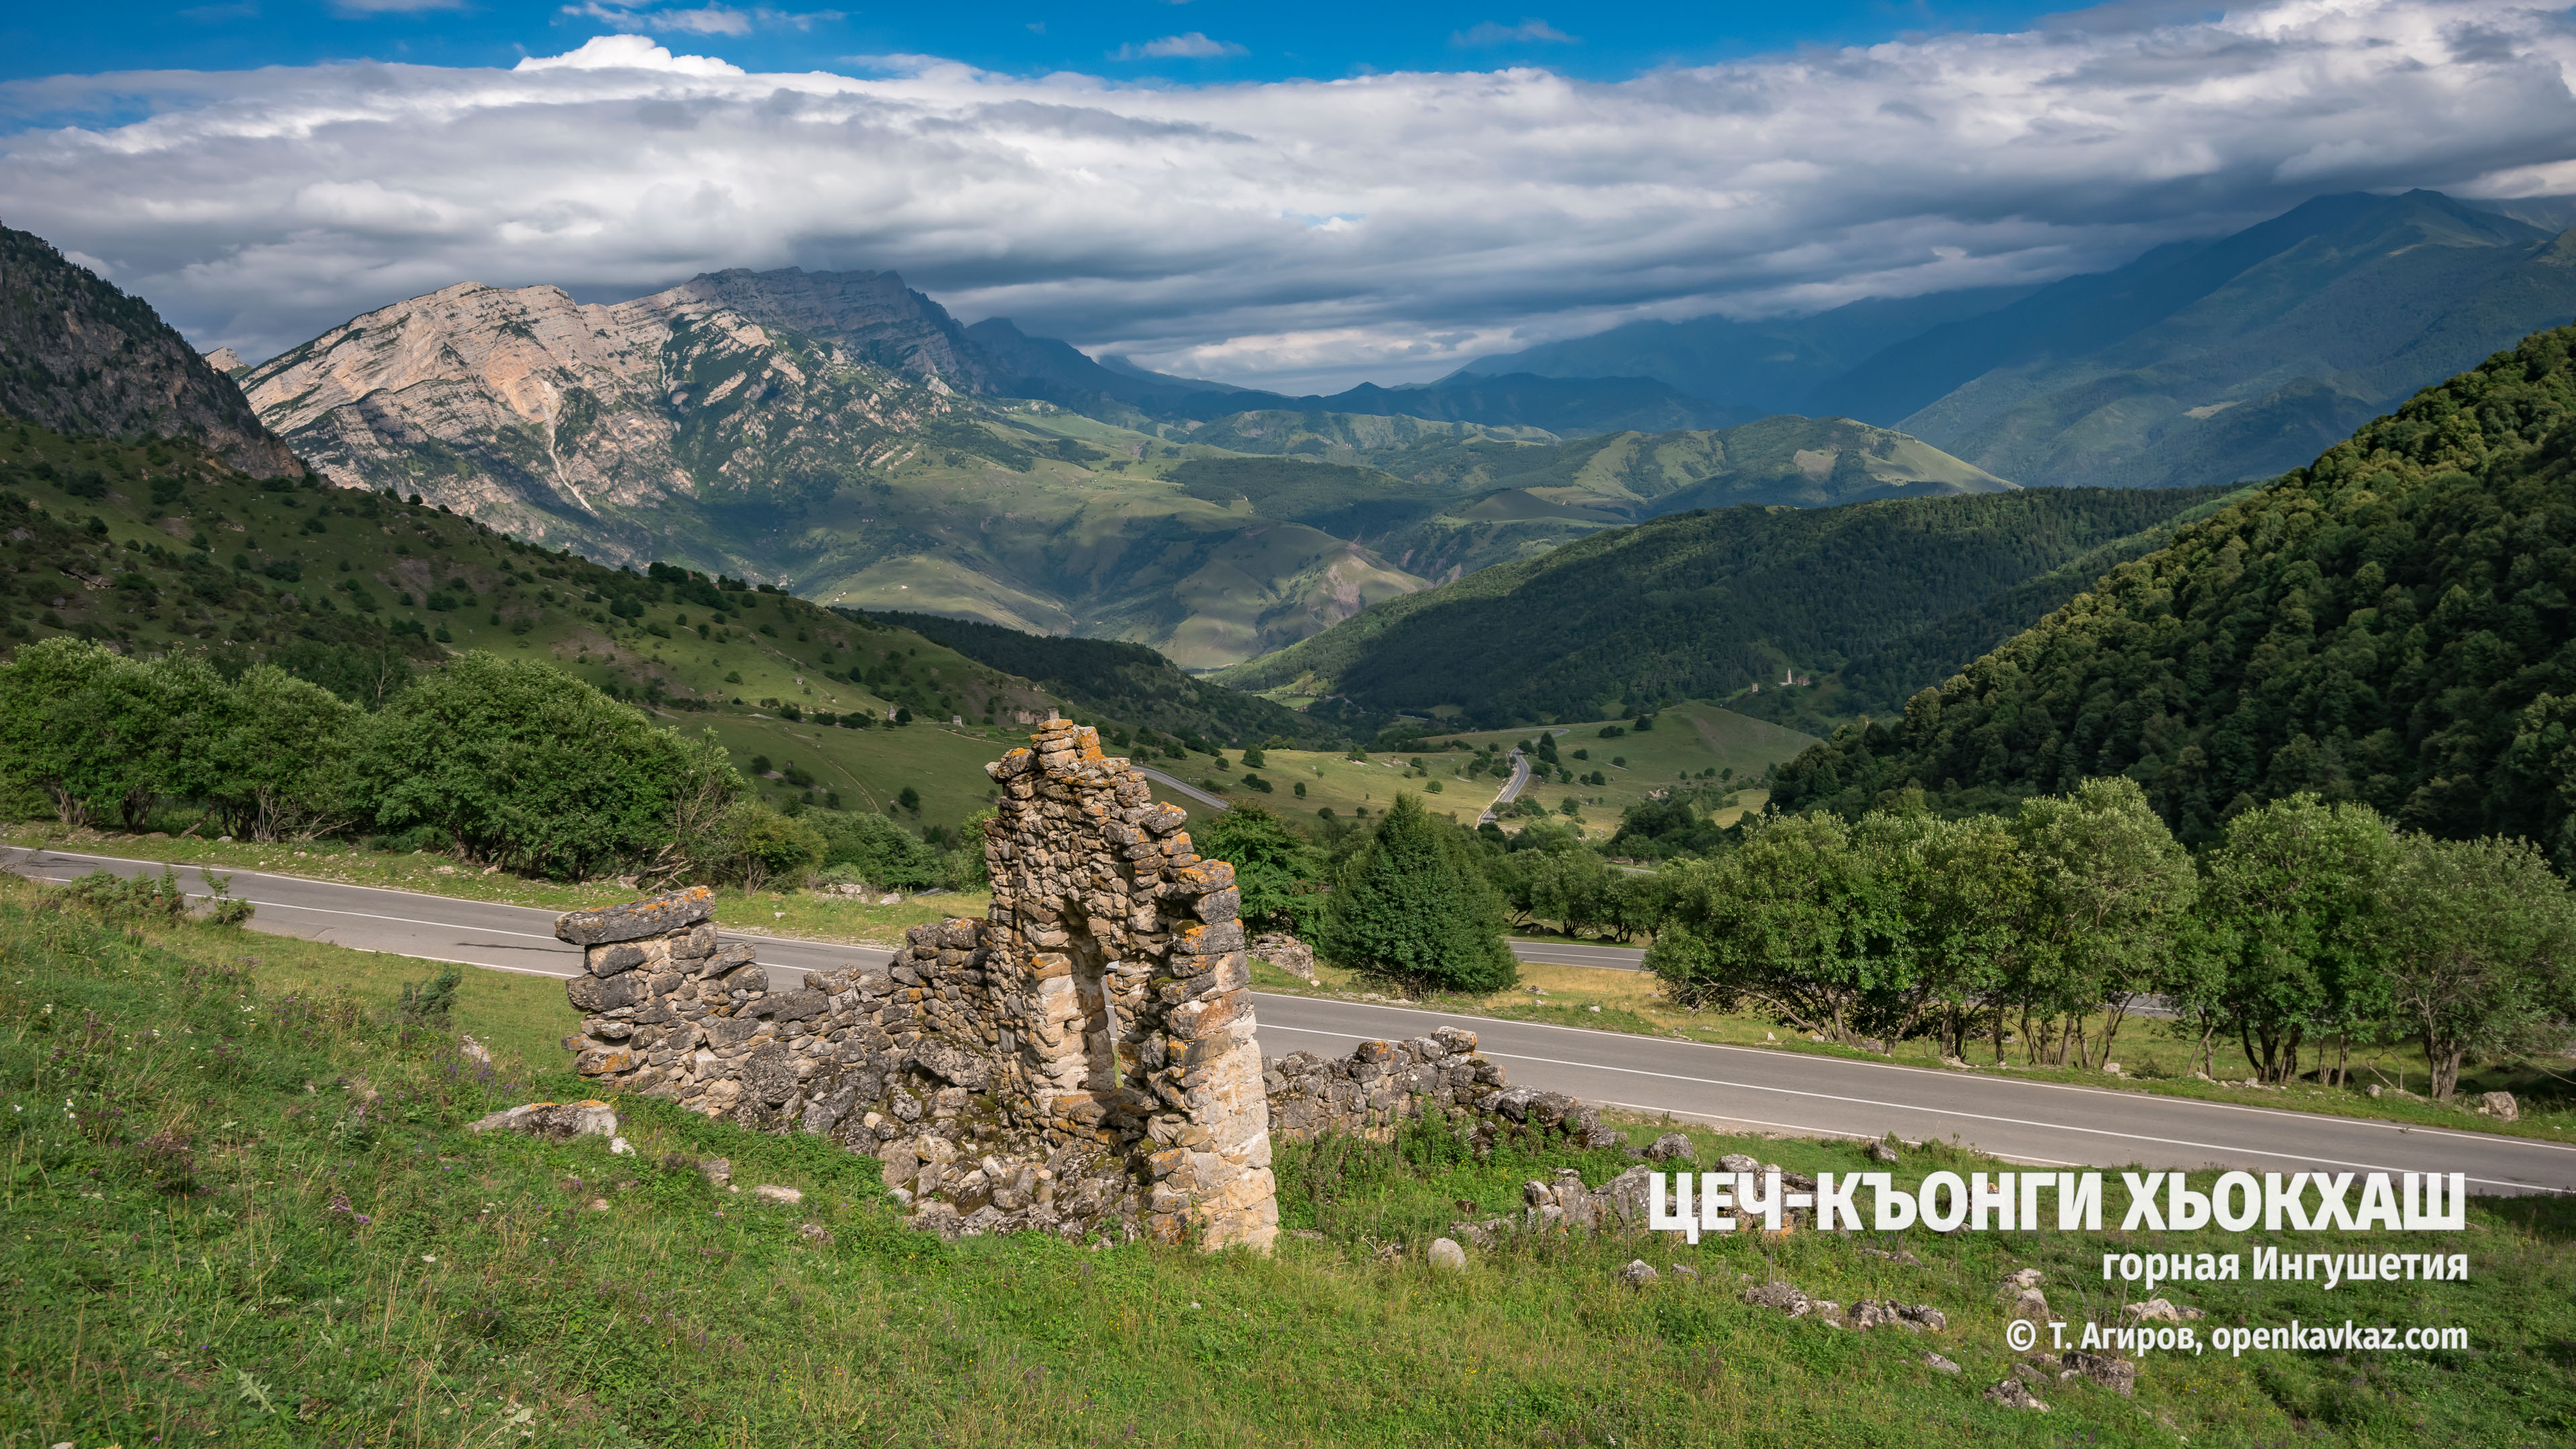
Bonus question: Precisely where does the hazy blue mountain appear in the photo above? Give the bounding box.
[1888,191,2576,490]
[1434,191,2576,494]
[1163,373,1754,435]
[1448,286,2036,414]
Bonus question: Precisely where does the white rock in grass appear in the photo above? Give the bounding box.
[1428,1238,1467,1271]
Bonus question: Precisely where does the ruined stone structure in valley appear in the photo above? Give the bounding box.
[559,718,1278,1249]
[557,718,1621,1250]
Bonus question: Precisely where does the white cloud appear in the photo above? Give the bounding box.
[7,1,2575,390]
[513,34,746,74]
[560,4,842,37]
[1115,33,1246,60]
[1451,19,1575,47]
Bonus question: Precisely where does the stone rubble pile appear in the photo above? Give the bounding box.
[1736,1279,1947,1332]
[1265,1028,1622,1151]
[1249,932,1316,981]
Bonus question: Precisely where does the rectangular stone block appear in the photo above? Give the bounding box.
[566,971,640,1013]
[587,941,647,977]
[555,886,714,946]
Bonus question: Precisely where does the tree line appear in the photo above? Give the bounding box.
[0,638,980,892]
[1228,773,2575,1104]
[1644,778,2576,1100]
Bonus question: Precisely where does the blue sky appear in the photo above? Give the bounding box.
[3,1,2569,387]
[3,2,2078,86]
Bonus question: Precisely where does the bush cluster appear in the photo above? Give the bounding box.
[1646,777,2576,1099]
[0,637,972,891]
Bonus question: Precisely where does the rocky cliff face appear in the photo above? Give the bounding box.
[239,275,960,557]
[0,225,303,477]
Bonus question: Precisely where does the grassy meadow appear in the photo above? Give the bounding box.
[1217,702,1813,839]
[8,874,2574,1447]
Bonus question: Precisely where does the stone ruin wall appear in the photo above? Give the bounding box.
[558,719,1621,1251]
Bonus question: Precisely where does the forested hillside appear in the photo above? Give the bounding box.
[1772,324,2576,867]
[1212,484,2231,726]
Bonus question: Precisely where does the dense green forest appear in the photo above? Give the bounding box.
[1215,483,2232,727]
[857,608,1344,748]
[1771,324,2576,869]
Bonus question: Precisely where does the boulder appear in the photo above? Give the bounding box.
[914,1038,994,1089]
[1644,1132,1695,1163]
[2479,1091,2519,1122]
[1428,1237,1468,1271]
[1925,1352,1961,1375]
[468,1100,618,1140]
[1865,1139,1902,1165]
[1615,1259,1659,1287]
[753,1185,804,1206]
[2059,1350,2136,1396]
[1739,1281,1813,1317]
[1986,1377,2049,1411]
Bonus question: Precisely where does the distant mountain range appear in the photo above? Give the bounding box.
[218,264,2006,668]
[1456,190,2576,492]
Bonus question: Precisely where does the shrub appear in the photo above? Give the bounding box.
[1316,793,1515,992]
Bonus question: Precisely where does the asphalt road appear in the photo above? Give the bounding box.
[1511,939,1648,971]
[19,849,2573,1193]
[1480,748,1530,823]
[1130,765,1231,812]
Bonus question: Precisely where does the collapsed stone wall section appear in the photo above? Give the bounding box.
[558,718,1278,1251]
[1265,1028,1624,1152]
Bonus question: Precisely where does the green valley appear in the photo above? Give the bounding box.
[1214,484,2237,728]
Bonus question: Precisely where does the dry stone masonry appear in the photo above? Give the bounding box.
[557,720,1277,1250]
[556,719,1636,1253]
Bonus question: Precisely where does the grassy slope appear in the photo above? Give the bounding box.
[13,878,2573,1448]
[1179,704,1811,838]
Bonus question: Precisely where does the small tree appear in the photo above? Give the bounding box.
[205,666,364,841]
[2196,794,2399,1084]
[711,802,827,894]
[1317,794,1515,992]
[2382,833,2576,1099]
[1648,811,1905,1046]
[2010,777,2196,1069]
[1193,802,1325,934]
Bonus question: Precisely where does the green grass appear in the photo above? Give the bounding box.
[1218,702,1809,839]
[11,875,2574,1447]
